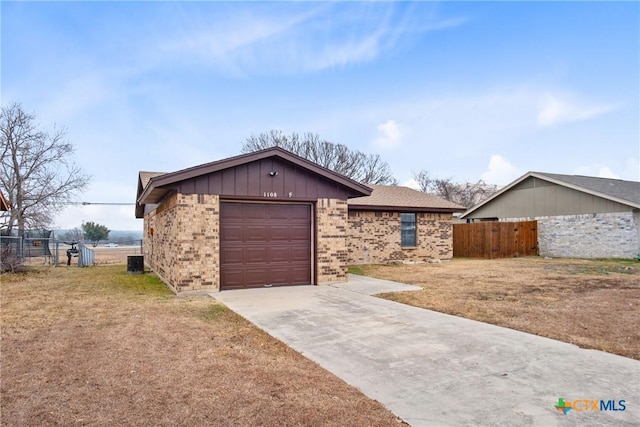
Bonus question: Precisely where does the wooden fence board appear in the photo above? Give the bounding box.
[453,221,538,258]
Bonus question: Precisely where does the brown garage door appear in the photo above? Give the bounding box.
[220,202,312,290]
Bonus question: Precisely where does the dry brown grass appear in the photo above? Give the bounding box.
[1,265,403,427]
[354,257,640,360]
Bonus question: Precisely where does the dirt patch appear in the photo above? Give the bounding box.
[355,257,640,360]
[1,266,404,426]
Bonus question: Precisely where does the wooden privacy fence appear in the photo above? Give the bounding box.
[453,220,538,259]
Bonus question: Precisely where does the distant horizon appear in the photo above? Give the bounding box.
[54,228,142,233]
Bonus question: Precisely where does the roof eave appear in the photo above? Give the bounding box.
[529,172,640,209]
[461,171,640,219]
[348,204,466,213]
[152,148,371,195]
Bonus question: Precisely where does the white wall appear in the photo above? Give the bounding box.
[502,211,639,259]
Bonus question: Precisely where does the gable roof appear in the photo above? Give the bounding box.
[136,147,373,217]
[534,172,640,205]
[135,172,167,217]
[461,171,640,218]
[139,171,166,190]
[348,184,466,213]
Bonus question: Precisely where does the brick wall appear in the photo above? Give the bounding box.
[501,211,639,259]
[144,193,459,290]
[316,198,348,284]
[146,194,351,290]
[347,211,454,264]
[144,193,220,292]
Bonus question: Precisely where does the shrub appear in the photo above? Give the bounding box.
[1,248,25,273]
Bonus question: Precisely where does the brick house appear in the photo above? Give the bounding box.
[347,185,465,264]
[136,147,464,292]
[460,172,640,259]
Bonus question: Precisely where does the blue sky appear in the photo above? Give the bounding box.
[2,1,638,231]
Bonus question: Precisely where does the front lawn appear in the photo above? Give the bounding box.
[357,257,640,360]
[1,265,402,426]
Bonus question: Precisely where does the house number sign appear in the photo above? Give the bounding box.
[262,192,294,198]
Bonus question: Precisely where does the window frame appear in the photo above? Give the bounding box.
[400,212,417,247]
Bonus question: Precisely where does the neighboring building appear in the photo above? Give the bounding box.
[347,185,465,264]
[0,191,9,211]
[136,147,463,293]
[460,172,640,259]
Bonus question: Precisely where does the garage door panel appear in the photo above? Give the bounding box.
[243,269,271,286]
[246,247,269,263]
[245,225,269,242]
[290,206,311,220]
[269,247,290,262]
[220,202,312,290]
[266,204,291,219]
[268,225,292,241]
[290,266,311,283]
[244,268,288,286]
[267,267,290,284]
[221,269,244,289]
[290,246,311,262]
[221,247,243,264]
[242,204,268,220]
[289,225,311,241]
[221,225,243,242]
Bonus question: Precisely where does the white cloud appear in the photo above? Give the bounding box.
[481,154,522,185]
[624,158,640,181]
[373,119,403,149]
[596,167,621,179]
[537,93,616,127]
[158,3,467,75]
[402,178,421,190]
[574,164,627,180]
[161,7,318,74]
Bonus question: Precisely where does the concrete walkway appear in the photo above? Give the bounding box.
[213,275,640,427]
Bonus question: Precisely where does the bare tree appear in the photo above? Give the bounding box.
[412,169,497,208]
[0,103,90,235]
[412,170,433,193]
[242,130,396,185]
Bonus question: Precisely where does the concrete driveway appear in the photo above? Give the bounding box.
[213,275,640,427]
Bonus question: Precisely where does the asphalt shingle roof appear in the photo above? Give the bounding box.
[534,172,640,205]
[138,171,166,190]
[462,171,640,218]
[348,184,465,211]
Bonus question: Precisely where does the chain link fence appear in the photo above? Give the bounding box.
[1,233,95,269]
